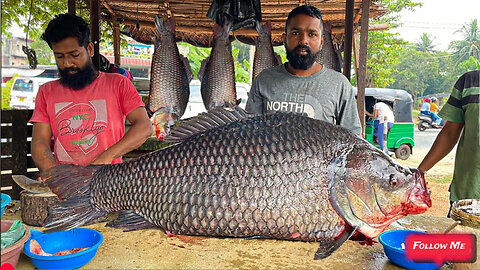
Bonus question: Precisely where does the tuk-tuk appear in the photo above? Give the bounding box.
[355,88,415,160]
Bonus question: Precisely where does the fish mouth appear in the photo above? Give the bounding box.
[150,108,178,140]
[405,168,432,212]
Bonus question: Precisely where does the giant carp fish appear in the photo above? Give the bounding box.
[317,23,342,72]
[198,23,237,110]
[148,16,192,140]
[252,21,281,80]
[18,107,431,259]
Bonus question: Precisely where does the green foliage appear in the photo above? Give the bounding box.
[366,30,406,87]
[1,0,67,39]
[180,42,211,79]
[456,56,480,75]
[273,46,287,63]
[389,48,442,98]
[361,0,422,87]
[413,33,437,54]
[1,75,18,109]
[449,19,480,67]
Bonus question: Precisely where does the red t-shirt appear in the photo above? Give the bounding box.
[30,72,145,166]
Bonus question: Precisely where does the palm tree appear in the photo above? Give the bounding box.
[414,33,436,54]
[449,19,480,66]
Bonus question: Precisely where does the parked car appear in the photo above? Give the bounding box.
[9,77,57,109]
[182,80,250,119]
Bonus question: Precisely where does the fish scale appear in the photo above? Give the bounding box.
[89,113,351,242]
[200,24,237,110]
[253,21,281,79]
[41,108,430,259]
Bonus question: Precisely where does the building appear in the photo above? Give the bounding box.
[2,35,34,66]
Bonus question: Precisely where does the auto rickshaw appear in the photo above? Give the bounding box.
[355,88,415,160]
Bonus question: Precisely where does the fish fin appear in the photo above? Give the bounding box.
[106,210,156,232]
[166,17,176,33]
[197,56,209,81]
[313,226,358,260]
[255,20,271,36]
[164,106,250,143]
[327,151,374,237]
[213,23,232,39]
[255,20,263,35]
[11,175,50,194]
[264,22,272,34]
[274,52,282,65]
[42,164,107,232]
[181,55,193,82]
[243,235,266,240]
[154,15,174,34]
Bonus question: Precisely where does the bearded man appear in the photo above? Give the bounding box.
[246,5,361,135]
[30,14,152,173]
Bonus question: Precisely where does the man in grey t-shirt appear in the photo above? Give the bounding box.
[246,5,361,135]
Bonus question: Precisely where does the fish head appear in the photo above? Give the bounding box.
[329,144,431,238]
[150,108,178,140]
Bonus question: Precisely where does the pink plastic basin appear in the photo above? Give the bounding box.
[1,220,31,268]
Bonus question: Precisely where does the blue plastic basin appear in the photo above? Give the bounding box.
[379,230,444,270]
[24,228,103,270]
[1,193,12,218]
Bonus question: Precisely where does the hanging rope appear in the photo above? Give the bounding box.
[23,0,38,69]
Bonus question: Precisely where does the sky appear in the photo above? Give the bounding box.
[394,0,480,51]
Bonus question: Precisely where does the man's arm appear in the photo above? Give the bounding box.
[91,107,152,165]
[31,122,56,172]
[418,121,464,172]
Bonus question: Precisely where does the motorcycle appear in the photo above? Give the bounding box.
[417,113,444,131]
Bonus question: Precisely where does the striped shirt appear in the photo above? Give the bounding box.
[438,70,480,201]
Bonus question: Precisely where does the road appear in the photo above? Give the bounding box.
[414,128,441,151]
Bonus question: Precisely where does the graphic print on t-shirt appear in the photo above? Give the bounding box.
[265,92,316,118]
[54,100,107,163]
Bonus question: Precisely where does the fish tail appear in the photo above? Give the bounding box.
[43,164,107,232]
[154,15,175,34]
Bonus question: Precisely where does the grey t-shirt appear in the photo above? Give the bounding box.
[246,64,362,134]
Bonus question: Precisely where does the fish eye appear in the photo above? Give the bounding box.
[389,175,398,187]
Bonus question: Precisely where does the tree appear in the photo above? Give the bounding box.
[359,0,422,87]
[365,31,406,87]
[414,33,436,54]
[1,0,67,39]
[449,19,480,66]
[389,48,441,99]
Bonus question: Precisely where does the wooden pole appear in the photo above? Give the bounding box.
[357,0,370,137]
[343,0,354,80]
[113,15,121,66]
[68,0,76,15]
[90,0,100,70]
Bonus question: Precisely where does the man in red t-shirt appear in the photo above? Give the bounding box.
[30,14,152,172]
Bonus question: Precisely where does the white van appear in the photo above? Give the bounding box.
[9,77,57,109]
[182,80,250,119]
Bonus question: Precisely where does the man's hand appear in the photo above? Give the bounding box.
[90,107,152,165]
